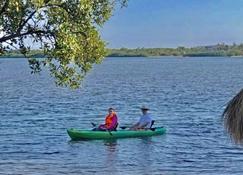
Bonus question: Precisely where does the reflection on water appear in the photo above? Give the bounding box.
[103,139,118,152]
[103,139,118,173]
[1,57,243,174]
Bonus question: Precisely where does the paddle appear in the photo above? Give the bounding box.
[120,126,156,131]
[107,130,113,135]
[120,121,157,131]
[91,122,96,127]
[120,120,156,130]
[120,126,128,130]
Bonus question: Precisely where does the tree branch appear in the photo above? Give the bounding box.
[0,30,53,43]
[17,10,37,34]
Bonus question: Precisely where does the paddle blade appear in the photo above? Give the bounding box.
[91,122,96,127]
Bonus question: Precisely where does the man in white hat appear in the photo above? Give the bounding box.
[130,105,153,130]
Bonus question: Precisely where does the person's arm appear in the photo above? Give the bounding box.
[129,122,140,130]
[138,116,152,129]
[130,116,144,130]
[98,124,106,129]
[137,122,149,129]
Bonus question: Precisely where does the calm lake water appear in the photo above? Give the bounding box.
[1,57,243,175]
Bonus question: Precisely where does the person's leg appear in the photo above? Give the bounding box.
[92,124,107,131]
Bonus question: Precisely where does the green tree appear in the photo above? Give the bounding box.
[0,0,126,88]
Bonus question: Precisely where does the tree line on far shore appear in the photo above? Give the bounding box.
[2,43,243,58]
[107,43,243,57]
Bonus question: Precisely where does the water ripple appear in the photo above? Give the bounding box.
[1,57,243,174]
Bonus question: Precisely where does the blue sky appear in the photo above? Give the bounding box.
[100,0,243,48]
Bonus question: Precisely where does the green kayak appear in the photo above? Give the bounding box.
[67,127,166,140]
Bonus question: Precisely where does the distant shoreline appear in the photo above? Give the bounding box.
[1,55,243,59]
[1,43,243,58]
[1,55,243,58]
